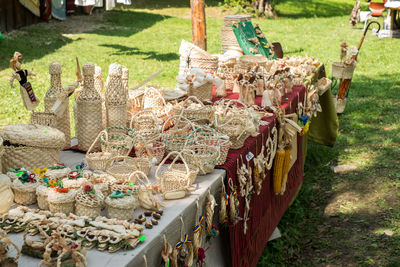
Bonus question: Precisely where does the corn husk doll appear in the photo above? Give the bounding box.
[9,52,40,110]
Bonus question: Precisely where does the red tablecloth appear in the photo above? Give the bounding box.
[213,86,305,267]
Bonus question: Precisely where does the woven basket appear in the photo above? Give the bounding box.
[0,124,65,172]
[86,132,113,172]
[182,145,219,175]
[219,59,236,91]
[48,189,76,215]
[143,86,164,109]
[134,138,165,165]
[105,194,137,221]
[75,189,103,218]
[13,188,37,205]
[30,112,57,128]
[100,127,135,157]
[130,110,162,141]
[215,135,231,165]
[332,62,356,79]
[127,89,144,120]
[173,96,214,125]
[75,63,103,152]
[106,156,152,180]
[168,156,199,186]
[105,64,127,128]
[156,152,192,199]
[187,81,213,102]
[190,57,219,74]
[36,185,49,210]
[161,115,195,155]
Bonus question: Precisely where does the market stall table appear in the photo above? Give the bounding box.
[6,150,230,267]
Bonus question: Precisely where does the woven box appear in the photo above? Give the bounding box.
[0,124,65,173]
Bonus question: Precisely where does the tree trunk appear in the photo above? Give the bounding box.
[258,0,265,13]
[190,0,207,50]
[265,0,278,18]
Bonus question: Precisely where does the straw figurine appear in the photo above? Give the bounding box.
[9,52,39,110]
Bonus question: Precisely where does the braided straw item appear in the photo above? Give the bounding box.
[105,191,137,221]
[36,185,50,210]
[167,153,199,186]
[12,178,38,205]
[75,62,103,152]
[105,63,127,127]
[173,96,214,125]
[86,131,113,172]
[75,187,104,218]
[44,62,71,149]
[156,152,192,200]
[106,156,152,180]
[47,188,76,215]
[0,124,65,172]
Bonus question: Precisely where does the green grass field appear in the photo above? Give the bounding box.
[1,0,399,265]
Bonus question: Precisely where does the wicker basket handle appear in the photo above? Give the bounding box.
[155,151,189,178]
[128,170,151,186]
[161,114,194,133]
[184,96,205,107]
[129,109,158,129]
[87,130,105,154]
[223,99,247,115]
[105,155,129,170]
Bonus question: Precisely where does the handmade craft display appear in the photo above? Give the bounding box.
[9,52,39,111]
[105,63,127,127]
[75,62,103,152]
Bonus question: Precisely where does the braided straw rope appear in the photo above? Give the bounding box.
[0,229,21,263]
[12,178,38,205]
[75,188,104,218]
[76,63,102,152]
[44,62,71,149]
[47,188,76,215]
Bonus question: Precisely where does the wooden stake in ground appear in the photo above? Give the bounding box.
[191,0,207,50]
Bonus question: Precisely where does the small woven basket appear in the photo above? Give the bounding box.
[86,131,113,172]
[189,56,219,74]
[49,201,75,215]
[215,135,231,165]
[182,145,219,175]
[48,189,76,215]
[75,189,103,218]
[100,126,135,157]
[30,112,57,128]
[130,110,162,141]
[13,188,37,205]
[156,152,192,199]
[134,138,165,165]
[161,115,195,155]
[106,156,152,180]
[36,185,49,210]
[187,81,213,102]
[173,96,215,125]
[127,89,144,118]
[168,156,199,186]
[143,86,165,109]
[105,194,137,221]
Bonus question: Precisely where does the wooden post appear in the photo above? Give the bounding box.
[191,0,207,50]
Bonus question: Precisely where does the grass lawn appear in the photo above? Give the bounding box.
[1,0,399,265]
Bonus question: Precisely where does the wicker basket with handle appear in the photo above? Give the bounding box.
[100,126,135,157]
[130,110,162,142]
[106,156,152,180]
[75,187,104,218]
[156,151,192,200]
[173,96,215,125]
[86,131,113,172]
[161,115,195,155]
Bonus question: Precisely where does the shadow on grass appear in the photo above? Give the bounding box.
[100,44,179,61]
[276,0,353,19]
[259,73,400,265]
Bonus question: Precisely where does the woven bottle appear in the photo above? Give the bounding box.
[75,63,103,152]
[105,63,127,127]
[122,67,130,126]
[94,65,107,129]
[44,62,71,149]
